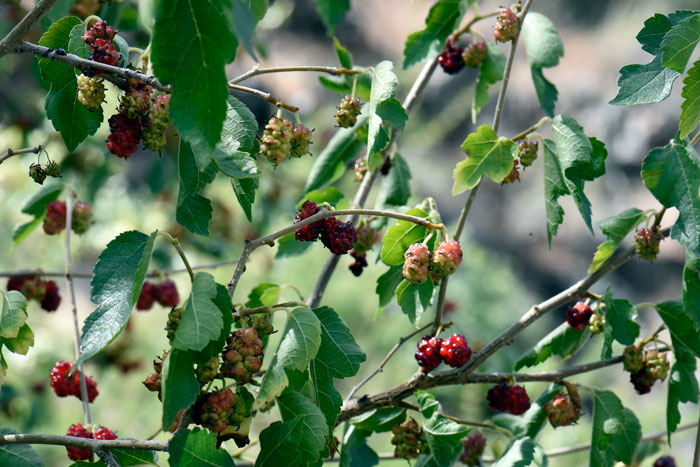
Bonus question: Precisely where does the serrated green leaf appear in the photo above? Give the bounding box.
[173,272,224,351]
[531,66,558,117]
[522,12,564,68]
[255,419,303,467]
[376,266,404,314]
[396,279,434,327]
[402,0,473,69]
[21,184,64,216]
[276,391,329,465]
[515,321,591,371]
[350,407,406,432]
[254,307,322,409]
[231,176,258,223]
[177,140,216,235]
[642,137,700,255]
[636,12,693,54]
[667,346,698,439]
[661,13,700,73]
[38,17,103,152]
[472,44,506,122]
[232,0,259,60]
[275,233,314,259]
[590,391,641,466]
[610,56,681,105]
[168,427,234,467]
[380,208,428,266]
[312,307,365,379]
[377,153,411,206]
[78,230,156,366]
[152,0,236,156]
[415,391,469,465]
[0,427,44,467]
[589,208,646,273]
[3,324,34,355]
[0,291,28,339]
[162,349,199,429]
[339,426,379,467]
[683,249,700,329]
[245,283,280,308]
[604,287,639,345]
[314,0,349,33]
[67,22,87,61]
[492,437,536,467]
[656,298,700,358]
[305,115,367,193]
[491,384,559,439]
[680,58,700,139]
[367,61,399,157]
[212,97,260,179]
[105,449,158,466]
[376,98,408,130]
[452,124,516,194]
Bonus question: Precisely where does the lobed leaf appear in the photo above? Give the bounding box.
[276,391,329,465]
[0,291,28,340]
[168,427,234,467]
[452,124,516,194]
[604,287,640,346]
[590,391,641,466]
[660,13,700,73]
[380,208,429,266]
[415,391,469,465]
[588,208,646,273]
[514,321,590,371]
[680,58,700,139]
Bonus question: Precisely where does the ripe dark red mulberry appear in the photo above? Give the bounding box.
[486,381,510,412]
[320,218,357,255]
[459,432,486,466]
[349,251,368,277]
[415,336,442,372]
[43,200,67,235]
[566,301,593,330]
[294,201,323,242]
[439,334,471,368]
[157,280,179,307]
[630,364,655,394]
[93,426,117,440]
[108,113,142,159]
[65,423,92,461]
[50,361,98,402]
[40,280,61,312]
[504,385,530,415]
[653,456,676,467]
[438,41,465,74]
[7,275,46,302]
[136,282,157,310]
[195,388,247,433]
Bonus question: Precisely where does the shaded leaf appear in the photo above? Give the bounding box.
[472,44,506,122]
[396,279,434,327]
[232,0,259,60]
[492,437,536,467]
[667,346,698,439]
[255,419,302,467]
[604,287,639,345]
[680,58,700,139]
[275,233,314,259]
[683,249,700,329]
[415,391,469,465]
[276,391,329,465]
[377,153,411,206]
[173,272,224,351]
[2,324,34,355]
[590,391,641,466]
[339,426,378,467]
[350,407,406,432]
[376,266,404,314]
[514,321,590,371]
[162,349,199,429]
[589,208,646,273]
[314,0,350,34]
[380,208,428,266]
[168,427,234,467]
[530,67,558,118]
[177,140,216,235]
[0,427,44,467]
[231,176,258,223]
[657,298,700,359]
[299,186,346,209]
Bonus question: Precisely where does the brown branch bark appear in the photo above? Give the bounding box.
[0,0,60,57]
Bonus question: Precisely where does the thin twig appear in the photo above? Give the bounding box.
[452,10,502,40]
[65,192,92,427]
[228,84,299,113]
[233,302,304,320]
[0,145,43,165]
[345,323,432,401]
[229,65,367,85]
[0,433,168,451]
[0,0,60,57]
[690,130,700,146]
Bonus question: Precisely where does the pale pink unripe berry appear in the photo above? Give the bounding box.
[431,241,463,277]
[403,243,431,284]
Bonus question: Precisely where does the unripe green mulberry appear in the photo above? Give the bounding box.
[645,351,669,381]
[588,313,605,334]
[462,41,487,68]
[142,94,171,152]
[166,307,184,345]
[259,117,293,165]
[623,344,644,373]
[45,160,61,177]
[195,388,248,433]
[120,88,152,120]
[518,140,538,167]
[390,418,429,459]
[335,95,361,128]
[290,123,312,158]
[71,201,93,235]
[196,356,220,384]
[634,228,661,261]
[402,243,431,284]
[76,74,105,111]
[220,328,264,384]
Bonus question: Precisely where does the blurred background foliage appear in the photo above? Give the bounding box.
[1,0,699,465]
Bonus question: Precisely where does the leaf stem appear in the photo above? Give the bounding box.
[509,117,550,142]
[690,130,700,145]
[228,65,369,85]
[233,301,305,321]
[157,232,195,282]
[452,10,502,40]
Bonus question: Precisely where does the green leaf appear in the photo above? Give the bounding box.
[514,321,591,371]
[277,391,329,465]
[610,56,681,105]
[275,233,314,259]
[152,0,236,156]
[77,230,156,366]
[418,393,469,465]
[367,61,399,157]
[680,58,700,139]
[589,208,646,273]
[472,43,506,122]
[3,324,34,355]
[254,307,322,409]
[491,384,559,439]
[601,314,614,360]
[245,283,280,308]
[0,291,28,339]
[255,419,302,466]
[552,115,597,181]
[177,140,216,235]
[522,12,564,68]
[683,249,700,329]
[402,0,473,69]
[604,287,639,345]
[298,186,346,209]
[232,0,259,60]
[0,427,44,467]
[667,346,698,439]
[453,124,516,193]
[211,97,260,179]
[636,12,696,54]
[339,426,379,467]
[642,137,700,254]
[492,437,536,467]
[38,17,103,152]
[168,427,234,467]
[661,13,700,73]
[376,153,411,206]
[333,37,353,69]
[396,279,434,326]
[173,272,224,351]
[590,391,641,466]
[376,98,408,130]
[380,208,428,266]
[530,67,558,118]
[161,349,199,429]
[13,184,65,246]
[376,266,404,313]
[231,176,258,223]
[656,298,700,358]
[350,407,407,432]
[314,0,349,34]
[109,449,158,466]
[304,116,367,193]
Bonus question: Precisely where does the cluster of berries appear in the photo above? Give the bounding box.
[544,392,580,427]
[415,334,471,371]
[486,381,531,415]
[29,159,60,185]
[165,307,184,344]
[136,280,180,310]
[221,327,265,384]
[348,224,380,277]
[403,240,463,285]
[335,95,362,128]
[75,21,117,112]
[494,7,519,42]
[565,301,593,330]
[459,432,486,466]
[65,423,117,461]
[258,117,312,165]
[390,418,429,459]
[634,227,661,261]
[294,201,358,255]
[7,275,61,312]
[50,360,98,402]
[499,140,539,185]
[42,199,93,236]
[193,387,250,434]
[437,40,487,74]
[623,345,669,394]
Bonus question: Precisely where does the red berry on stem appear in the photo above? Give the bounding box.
[462,41,487,68]
[459,432,486,466]
[431,240,463,277]
[415,336,442,372]
[486,381,509,412]
[108,113,142,159]
[294,201,323,242]
[43,200,67,235]
[93,426,117,440]
[320,218,357,255]
[653,456,676,467]
[566,301,593,330]
[438,41,465,74]
[505,385,530,415]
[403,243,431,284]
[40,280,61,311]
[65,423,93,461]
[136,282,157,310]
[91,38,119,68]
[157,280,179,307]
[439,334,471,367]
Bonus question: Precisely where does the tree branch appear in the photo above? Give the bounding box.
[0,145,43,165]
[0,433,168,451]
[0,0,60,57]
[228,83,299,113]
[229,65,367,85]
